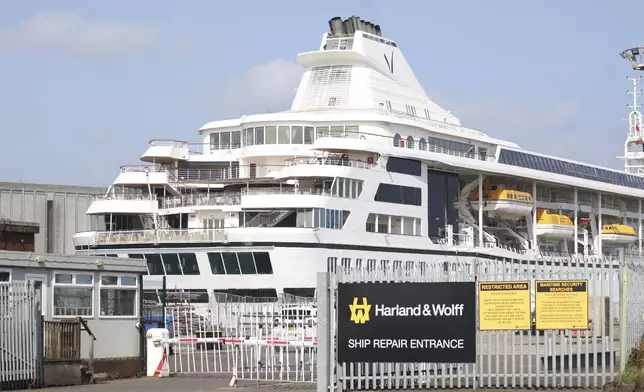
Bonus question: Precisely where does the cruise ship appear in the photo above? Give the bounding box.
[72,16,644,304]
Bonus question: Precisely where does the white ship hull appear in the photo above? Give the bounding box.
[602,234,637,247]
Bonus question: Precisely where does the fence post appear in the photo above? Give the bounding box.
[620,262,629,372]
[317,272,331,392]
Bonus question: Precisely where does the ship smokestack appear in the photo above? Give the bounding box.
[329,17,345,36]
[374,24,382,37]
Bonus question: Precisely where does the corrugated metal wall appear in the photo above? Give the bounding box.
[0,182,106,255]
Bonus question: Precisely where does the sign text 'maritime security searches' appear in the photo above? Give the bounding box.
[337,282,476,363]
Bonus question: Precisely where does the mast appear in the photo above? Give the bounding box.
[619,47,644,174]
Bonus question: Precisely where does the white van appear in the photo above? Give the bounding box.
[272,305,317,341]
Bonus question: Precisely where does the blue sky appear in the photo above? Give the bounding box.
[0,0,642,186]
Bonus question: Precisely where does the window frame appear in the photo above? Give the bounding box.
[98,273,139,319]
[52,271,95,319]
[0,267,11,283]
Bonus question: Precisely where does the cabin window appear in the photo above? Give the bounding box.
[99,274,137,318]
[374,184,422,206]
[53,272,94,318]
[265,126,277,144]
[278,126,290,144]
[179,253,200,275]
[386,157,421,176]
[255,127,265,145]
[144,254,164,275]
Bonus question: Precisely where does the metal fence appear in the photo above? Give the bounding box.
[0,282,42,390]
[317,255,644,390]
[161,293,317,384]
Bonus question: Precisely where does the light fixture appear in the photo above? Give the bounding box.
[96,260,104,268]
[36,256,46,263]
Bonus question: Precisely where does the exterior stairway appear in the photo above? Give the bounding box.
[244,210,292,227]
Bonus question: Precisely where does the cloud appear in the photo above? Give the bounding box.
[208,59,304,118]
[0,12,161,57]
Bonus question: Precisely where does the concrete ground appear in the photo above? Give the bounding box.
[39,376,315,392]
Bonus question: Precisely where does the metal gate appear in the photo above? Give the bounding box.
[0,282,42,390]
[315,254,644,390]
[160,293,317,384]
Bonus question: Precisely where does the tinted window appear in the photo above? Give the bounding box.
[127,254,145,259]
[386,157,421,176]
[237,252,257,274]
[179,253,200,275]
[105,254,118,258]
[144,254,164,275]
[161,253,182,275]
[253,252,273,274]
[207,253,226,274]
[374,183,422,206]
[222,252,240,274]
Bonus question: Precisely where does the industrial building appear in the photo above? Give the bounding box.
[0,182,106,255]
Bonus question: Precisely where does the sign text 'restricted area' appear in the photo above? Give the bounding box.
[337,282,476,363]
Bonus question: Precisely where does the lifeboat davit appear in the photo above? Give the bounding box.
[470,184,533,220]
[535,209,573,240]
[601,224,637,247]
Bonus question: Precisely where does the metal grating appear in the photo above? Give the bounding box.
[300,65,352,109]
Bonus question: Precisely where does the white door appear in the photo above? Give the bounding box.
[25,274,47,315]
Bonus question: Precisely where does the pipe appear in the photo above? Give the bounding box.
[375,24,382,36]
[343,19,352,34]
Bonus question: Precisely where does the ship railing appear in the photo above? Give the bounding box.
[92,193,157,201]
[161,193,241,209]
[171,165,283,182]
[147,139,188,148]
[93,229,227,245]
[120,165,167,173]
[240,187,332,197]
[188,142,242,155]
[536,195,574,204]
[284,157,377,169]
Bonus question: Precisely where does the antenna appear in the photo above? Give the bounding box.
[619,47,644,174]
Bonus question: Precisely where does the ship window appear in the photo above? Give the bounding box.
[222,252,240,274]
[386,157,421,176]
[419,138,427,151]
[210,133,219,150]
[406,136,414,149]
[144,254,164,275]
[291,126,303,144]
[213,288,278,300]
[393,134,401,147]
[331,126,344,137]
[374,183,422,206]
[304,126,314,144]
[237,252,257,274]
[161,253,182,275]
[207,252,226,274]
[253,252,273,274]
[265,126,277,144]
[278,126,290,144]
[179,253,200,275]
[231,131,241,148]
[105,254,118,258]
[253,127,264,145]
[283,288,315,297]
[245,128,254,146]
[316,126,329,139]
[127,254,144,259]
[219,131,231,149]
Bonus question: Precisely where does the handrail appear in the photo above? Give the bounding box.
[120,165,167,173]
[78,317,96,341]
[284,157,377,169]
[93,194,157,201]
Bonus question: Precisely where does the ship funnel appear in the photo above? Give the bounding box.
[328,16,383,38]
[329,17,345,36]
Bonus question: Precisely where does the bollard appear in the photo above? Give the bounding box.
[146,328,170,377]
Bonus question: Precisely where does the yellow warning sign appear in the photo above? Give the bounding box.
[535,280,588,330]
[478,281,531,331]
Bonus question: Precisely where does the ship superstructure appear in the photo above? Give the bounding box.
[73,17,644,305]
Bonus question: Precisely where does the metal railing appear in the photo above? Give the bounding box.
[175,165,283,182]
[161,193,241,209]
[241,187,332,197]
[536,195,575,204]
[285,157,377,169]
[93,229,227,244]
[92,193,157,201]
[120,165,167,173]
[148,139,188,148]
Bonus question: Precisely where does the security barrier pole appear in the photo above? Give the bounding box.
[317,272,331,392]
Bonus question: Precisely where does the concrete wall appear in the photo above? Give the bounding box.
[0,182,106,254]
